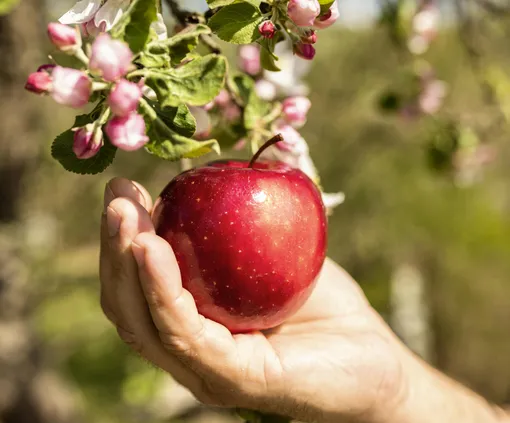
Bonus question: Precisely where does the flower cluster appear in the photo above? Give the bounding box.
[256,0,339,61]
[25,23,148,158]
[407,0,440,56]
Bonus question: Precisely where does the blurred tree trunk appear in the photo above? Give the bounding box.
[0,2,78,423]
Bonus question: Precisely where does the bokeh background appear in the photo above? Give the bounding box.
[1,0,510,422]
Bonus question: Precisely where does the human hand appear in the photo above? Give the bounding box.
[100,177,406,423]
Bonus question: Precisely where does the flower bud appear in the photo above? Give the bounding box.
[238,45,261,76]
[294,42,316,60]
[89,34,134,82]
[282,96,311,128]
[47,23,81,53]
[255,79,277,101]
[105,113,149,151]
[25,71,52,94]
[301,29,317,44]
[313,1,339,29]
[108,79,142,117]
[223,103,241,123]
[51,66,92,108]
[287,0,321,27]
[72,124,103,159]
[258,20,276,39]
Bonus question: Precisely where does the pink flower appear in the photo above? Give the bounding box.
[89,34,133,82]
[25,71,52,94]
[258,21,276,39]
[108,79,142,117]
[274,123,309,155]
[105,113,149,151]
[72,124,103,159]
[51,66,91,108]
[301,29,317,44]
[255,79,277,101]
[223,103,241,123]
[287,0,321,27]
[282,96,311,128]
[294,42,316,60]
[47,23,81,53]
[238,45,261,76]
[313,1,339,29]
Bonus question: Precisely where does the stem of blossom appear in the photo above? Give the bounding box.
[180,159,192,171]
[92,82,110,91]
[74,48,89,66]
[96,106,111,127]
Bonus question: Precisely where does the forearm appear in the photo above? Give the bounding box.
[386,348,510,423]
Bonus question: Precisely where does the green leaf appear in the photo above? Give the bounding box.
[111,0,158,53]
[145,54,227,107]
[137,44,171,68]
[51,115,117,175]
[0,0,19,15]
[233,74,270,129]
[155,104,197,138]
[162,24,211,65]
[258,38,281,72]
[318,0,334,13]
[208,2,264,44]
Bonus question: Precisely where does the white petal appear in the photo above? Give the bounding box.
[322,192,345,210]
[151,13,168,40]
[59,0,102,25]
[94,0,130,32]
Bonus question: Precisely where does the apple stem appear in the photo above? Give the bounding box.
[248,133,284,168]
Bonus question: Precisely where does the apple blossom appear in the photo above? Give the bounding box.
[108,79,143,117]
[105,113,149,151]
[47,23,81,53]
[282,96,312,128]
[301,29,317,44]
[72,124,103,159]
[258,21,276,39]
[313,1,339,29]
[287,0,321,27]
[294,42,316,60]
[255,79,277,101]
[51,66,91,108]
[59,0,128,33]
[89,34,133,82]
[238,45,261,76]
[25,71,52,94]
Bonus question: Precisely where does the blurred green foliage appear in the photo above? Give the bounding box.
[20,22,510,423]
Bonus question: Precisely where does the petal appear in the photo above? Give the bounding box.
[59,0,102,25]
[94,0,130,31]
[151,13,168,40]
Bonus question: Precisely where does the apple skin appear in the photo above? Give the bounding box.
[152,159,327,333]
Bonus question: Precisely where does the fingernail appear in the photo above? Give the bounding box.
[106,207,121,237]
[104,183,116,213]
[131,242,145,267]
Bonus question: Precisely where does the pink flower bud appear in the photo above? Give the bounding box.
[282,96,311,128]
[47,23,81,53]
[238,45,261,76]
[223,103,241,123]
[108,79,142,117]
[258,20,276,39]
[294,42,316,60]
[89,34,134,82]
[25,71,52,94]
[287,0,321,27]
[255,79,277,101]
[51,66,92,108]
[301,29,317,44]
[313,1,339,29]
[72,124,103,159]
[274,123,308,155]
[105,113,149,151]
[37,64,56,73]
[215,89,231,107]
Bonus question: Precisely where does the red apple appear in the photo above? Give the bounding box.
[152,140,327,333]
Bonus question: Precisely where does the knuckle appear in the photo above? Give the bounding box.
[100,294,117,324]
